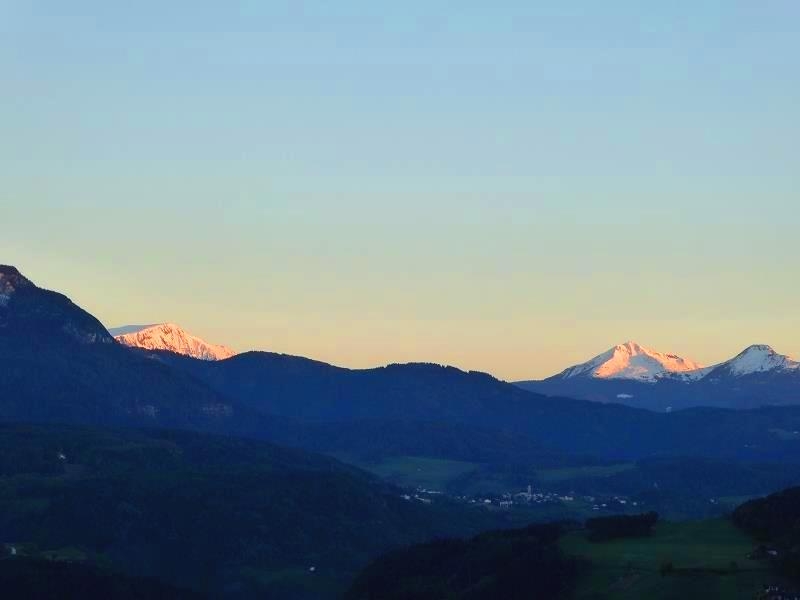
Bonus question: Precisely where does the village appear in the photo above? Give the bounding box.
[402,483,639,515]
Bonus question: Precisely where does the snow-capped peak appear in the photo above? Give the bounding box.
[557,341,705,383]
[713,344,799,377]
[112,323,236,361]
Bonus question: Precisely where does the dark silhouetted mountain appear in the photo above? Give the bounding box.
[0,266,271,436]
[156,350,564,423]
[0,265,112,344]
[157,350,800,464]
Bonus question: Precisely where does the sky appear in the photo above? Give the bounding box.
[2,1,798,380]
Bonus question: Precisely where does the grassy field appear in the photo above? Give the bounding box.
[337,455,481,491]
[561,519,780,599]
[536,463,635,483]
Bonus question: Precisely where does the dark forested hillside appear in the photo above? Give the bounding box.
[159,350,800,464]
[0,558,203,600]
[0,424,497,599]
[733,487,800,580]
[345,523,579,600]
[272,418,585,467]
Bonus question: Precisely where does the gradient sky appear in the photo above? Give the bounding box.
[2,2,798,380]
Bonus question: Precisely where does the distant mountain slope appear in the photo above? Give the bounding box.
[157,351,800,464]
[113,322,236,360]
[518,342,800,411]
[155,351,544,423]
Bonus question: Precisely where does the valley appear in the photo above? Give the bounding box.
[5,5,798,597]
[1,264,799,598]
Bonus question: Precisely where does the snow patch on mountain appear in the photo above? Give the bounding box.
[714,345,800,376]
[114,323,236,361]
[557,341,705,383]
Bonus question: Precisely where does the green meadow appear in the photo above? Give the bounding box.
[561,519,781,600]
[335,455,481,491]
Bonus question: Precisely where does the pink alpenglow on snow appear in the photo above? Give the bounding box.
[717,345,800,376]
[551,341,799,383]
[113,323,236,361]
[557,341,706,382]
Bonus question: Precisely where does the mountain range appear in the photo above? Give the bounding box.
[517,341,800,411]
[549,340,799,382]
[5,264,800,459]
[3,263,800,597]
[106,322,800,413]
[0,265,266,436]
[4,263,800,462]
[0,265,512,597]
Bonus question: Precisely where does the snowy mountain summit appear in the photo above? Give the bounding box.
[557,341,705,382]
[520,341,800,410]
[709,344,800,377]
[112,323,235,361]
[552,341,799,383]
